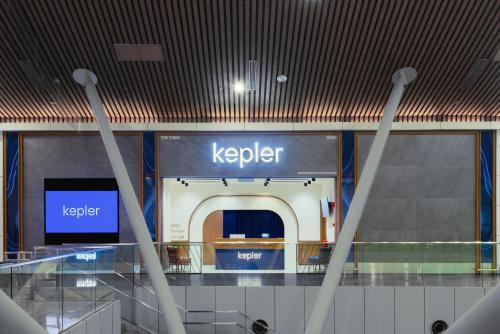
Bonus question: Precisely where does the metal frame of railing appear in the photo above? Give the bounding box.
[2,245,280,333]
[28,241,500,276]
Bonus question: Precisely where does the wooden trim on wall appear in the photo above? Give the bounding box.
[320,204,326,241]
[2,132,6,253]
[354,131,359,266]
[18,133,23,251]
[475,131,481,272]
[493,131,497,268]
[155,132,161,243]
[337,131,342,238]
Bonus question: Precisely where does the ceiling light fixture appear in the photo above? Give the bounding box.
[277,75,287,83]
[233,81,246,93]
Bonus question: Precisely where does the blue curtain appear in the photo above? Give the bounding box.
[223,210,284,238]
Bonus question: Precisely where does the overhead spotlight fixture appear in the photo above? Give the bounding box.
[233,81,246,93]
[308,180,311,184]
[304,183,308,187]
[264,183,268,187]
[312,178,316,182]
[277,74,287,83]
[181,180,185,184]
[224,183,228,187]
[222,178,226,182]
[266,178,271,182]
[185,182,188,186]
[176,178,180,182]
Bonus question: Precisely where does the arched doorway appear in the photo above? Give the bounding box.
[202,209,285,265]
[189,195,299,272]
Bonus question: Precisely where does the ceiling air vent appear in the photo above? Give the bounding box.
[114,44,164,62]
[247,60,258,91]
[460,59,489,90]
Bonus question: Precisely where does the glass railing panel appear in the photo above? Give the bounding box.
[422,242,477,287]
[12,255,64,333]
[61,249,100,331]
[133,294,160,333]
[160,243,202,274]
[296,242,333,274]
[356,242,424,286]
[0,265,12,297]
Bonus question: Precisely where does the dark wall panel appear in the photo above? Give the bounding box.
[357,133,476,242]
[22,134,142,250]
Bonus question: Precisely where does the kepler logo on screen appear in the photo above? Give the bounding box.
[63,205,101,218]
[237,251,262,261]
[212,142,284,168]
[45,190,118,234]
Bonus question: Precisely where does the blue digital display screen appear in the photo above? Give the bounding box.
[45,190,119,234]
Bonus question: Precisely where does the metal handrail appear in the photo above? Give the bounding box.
[110,267,279,333]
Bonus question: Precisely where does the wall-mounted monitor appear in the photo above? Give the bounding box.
[44,178,119,245]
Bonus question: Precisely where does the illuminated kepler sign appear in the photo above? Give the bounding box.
[212,142,284,168]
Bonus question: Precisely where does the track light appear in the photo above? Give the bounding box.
[176,178,180,182]
[308,180,311,184]
[312,177,316,182]
[264,183,268,187]
[266,178,270,182]
[181,180,185,184]
[304,183,307,187]
[185,182,188,186]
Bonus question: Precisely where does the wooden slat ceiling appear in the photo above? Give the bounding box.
[0,0,498,123]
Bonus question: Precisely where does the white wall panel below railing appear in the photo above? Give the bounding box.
[60,300,120,334]
[133,285,491,334]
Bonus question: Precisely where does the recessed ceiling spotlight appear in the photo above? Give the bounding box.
[233,81,246,93]
[277,75,287,83]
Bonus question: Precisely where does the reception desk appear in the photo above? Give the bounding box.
[214,238,285,270]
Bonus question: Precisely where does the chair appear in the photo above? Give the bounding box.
[166,246,191,272]
[308,246,332,273]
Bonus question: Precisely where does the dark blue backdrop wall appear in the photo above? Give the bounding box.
[222,210,284,238]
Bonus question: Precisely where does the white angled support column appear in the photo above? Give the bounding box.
[72,69,186,334]
[447,284,500,333]
[305,68,417,334]
[0,289,47,333]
